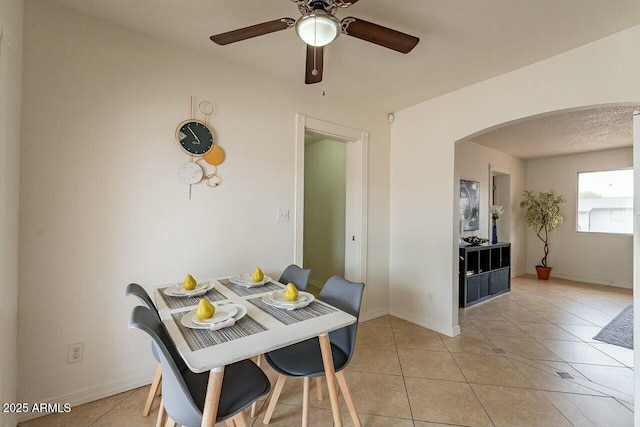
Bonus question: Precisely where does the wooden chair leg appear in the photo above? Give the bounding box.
[155,398,167,427]
[233,411,249,427]
[302,377,310,427]
[163,416,176,427]
[225,418,235,426]
[316,377,323,401]
[144,363,163,416]
[335,371,362,427]
[262,375,287,424]
[250,354,264,417]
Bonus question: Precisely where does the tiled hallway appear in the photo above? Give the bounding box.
[20,275,633,426]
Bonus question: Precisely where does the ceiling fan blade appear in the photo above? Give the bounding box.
[210,18,295,45]
[341,17,419,53]
[336,0,360,6]
[305,44,324,84]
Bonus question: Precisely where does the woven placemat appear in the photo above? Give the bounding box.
[171,312,268,351]
[218,278,284,297]
[248,297,336,325]
[158,283,227,310]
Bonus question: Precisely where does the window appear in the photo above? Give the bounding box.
[577,169,633,234]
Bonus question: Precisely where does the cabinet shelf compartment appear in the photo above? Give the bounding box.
[459,243,511,307]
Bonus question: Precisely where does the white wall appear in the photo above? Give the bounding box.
[526,147,633,288]
[0,1,22,426]
[390,25,640,336]
[18,0,391,411]
[454,141,527,276]
[303,139,346,286]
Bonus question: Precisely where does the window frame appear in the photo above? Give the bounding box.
[576,167,633,237]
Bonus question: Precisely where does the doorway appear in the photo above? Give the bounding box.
[490,165,511,243]
[294,115,368,307]
[303,133,347,290]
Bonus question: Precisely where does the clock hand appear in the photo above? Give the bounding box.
[187,126,201,143]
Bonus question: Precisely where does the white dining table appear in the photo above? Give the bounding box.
[153,276,357,427]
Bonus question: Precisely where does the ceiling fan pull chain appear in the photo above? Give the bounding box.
[312,44,318,76]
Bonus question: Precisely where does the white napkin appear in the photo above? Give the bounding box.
[274,300,310,311]
[210,317,235,330]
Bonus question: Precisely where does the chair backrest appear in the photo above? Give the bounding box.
[129,306,203,427]
[125,283,187,370]
[318,276,365,365]
[278,264,311,292]
[125,283,159,317]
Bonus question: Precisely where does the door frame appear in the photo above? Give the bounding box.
[489,165,511,243]
[294,114,368,291]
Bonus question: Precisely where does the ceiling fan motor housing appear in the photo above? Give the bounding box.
[295,5,341,47]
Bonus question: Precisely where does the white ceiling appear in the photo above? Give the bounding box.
[467,105,639,160]
[46,0,640,112]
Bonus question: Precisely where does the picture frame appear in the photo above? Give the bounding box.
[460,179,479,231]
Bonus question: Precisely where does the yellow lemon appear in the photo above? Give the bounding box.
[252,266,264,282]
[284,282,299,301]
[183,274,197,290]
[196,299,215,320]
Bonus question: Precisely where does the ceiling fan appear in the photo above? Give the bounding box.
[210,0,419,84]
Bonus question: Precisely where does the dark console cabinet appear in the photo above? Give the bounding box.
[459,243,510,307]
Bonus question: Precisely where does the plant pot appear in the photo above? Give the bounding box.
[535,266,552,280]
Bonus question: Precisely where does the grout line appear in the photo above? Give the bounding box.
[389,318,417,423]
[87,388,137,426]
[448,350,497,427]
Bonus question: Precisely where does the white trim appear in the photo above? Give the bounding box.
[389,307,459,337]
[359,307,388,322]
[294,114,306,267]
[17,372,153,422]
[528,271,633,289]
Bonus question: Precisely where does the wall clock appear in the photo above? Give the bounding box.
[175,119,215,156]
[178,162,204,184]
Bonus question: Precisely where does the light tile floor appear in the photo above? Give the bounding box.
[20,275,634,427]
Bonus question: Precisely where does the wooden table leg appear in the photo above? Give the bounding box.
[302,377,310,427]
[201,366,225,427]
[318,334,343,427]
[250,354,264,417]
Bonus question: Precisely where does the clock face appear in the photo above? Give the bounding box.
[178,162,204,184]
[176,120,214,156]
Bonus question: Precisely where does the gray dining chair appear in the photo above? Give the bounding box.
[262,276,365,427]
[125,283,166,418]
[249,263,312,417]
[278,264,311,291]
[129,305,271,427]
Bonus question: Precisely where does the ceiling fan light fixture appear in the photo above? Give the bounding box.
[295,11,340,47]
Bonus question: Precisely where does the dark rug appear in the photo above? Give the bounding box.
[593,304,633,349]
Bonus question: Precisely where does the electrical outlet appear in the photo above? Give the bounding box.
[427,293,435,303]
[67,342,84,363]
[276,208,289,223]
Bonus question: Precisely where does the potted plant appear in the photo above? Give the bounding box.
[520,190,565,280]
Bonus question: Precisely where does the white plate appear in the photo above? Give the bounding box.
[191,304,238,325]
[163,282,212,297]
[229,274,272,288]
[263,291,315,309]
[180,304,247,330]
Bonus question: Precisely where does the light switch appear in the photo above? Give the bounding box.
[277,209,289,222]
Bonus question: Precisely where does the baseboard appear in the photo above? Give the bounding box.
[17,373,152,423]
[360,307,388,322]
[307,279,324,289]
[388,307,458,337]
[525,270,632,289]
